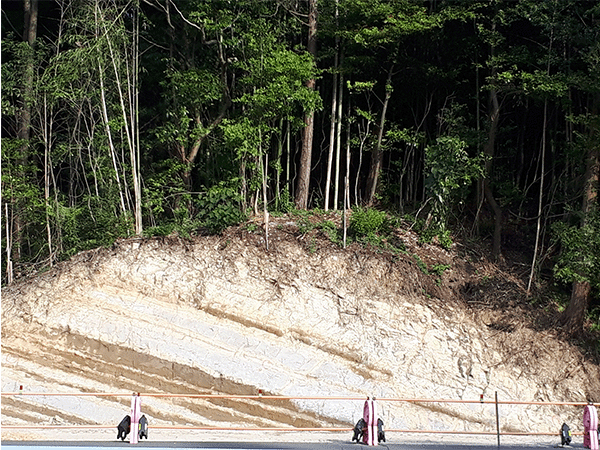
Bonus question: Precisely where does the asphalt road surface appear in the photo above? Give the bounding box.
[0,441,579,449]
[0,429,576,449]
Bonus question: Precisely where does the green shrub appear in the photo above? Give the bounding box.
[430,263,451,277]
[297,217,315,234]
[413,254,429,274]
[318,220,341,244]
[350,207,388,236]
[438,229,453,250]
[195,180,247,234]
[144,224,177,237]
[272,186,295,215]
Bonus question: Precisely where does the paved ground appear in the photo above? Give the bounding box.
[0,442,582,449]
[0,429,576,449]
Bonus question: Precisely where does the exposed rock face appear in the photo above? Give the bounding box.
[2,224,598,438]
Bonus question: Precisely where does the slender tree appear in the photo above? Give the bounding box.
[8,0,38,282]
[295,0,318,209]
[560,133,599,335]
[324,11,339,212]
[365,64,394,206]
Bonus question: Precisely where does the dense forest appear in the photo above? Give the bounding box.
[2,0,599,337]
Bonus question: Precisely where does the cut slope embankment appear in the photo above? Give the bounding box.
[2,225,598,440]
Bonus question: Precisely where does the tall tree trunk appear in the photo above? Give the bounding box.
[483,24,502,260]
[131,2,142,235]
[98,61,128,214]
[474,43,482,237]
[483,85,502,260]
[325,56,338,212]
[295,0,317,209]
[9,0,39,281]
[343,102,351,248]
[562,279,592,337]
[276,118,284,206]
[240,158,248,214]
[333,69,344,211]
[528,28,555,295]
[527,99,548,295]
[20,0,37,140]
[324,0,338,212]
[262,154,269,251]
[260,130,269,250]
[42,94,54,267]
[365,65,394,207]
[560,96,599,336]
[286,120,292,195]
[355,117,369,206]
[5,204,14,285]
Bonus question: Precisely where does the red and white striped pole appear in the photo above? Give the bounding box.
[583,403,598,450]
[363,397,378,446]
[130,393,141,445]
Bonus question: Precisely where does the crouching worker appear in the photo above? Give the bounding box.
[117,415,130,441]
[352,418,365,443]
[116,414,148,441]
[377,418,386,443]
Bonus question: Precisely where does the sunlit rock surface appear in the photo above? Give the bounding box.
[2,227,598,439]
